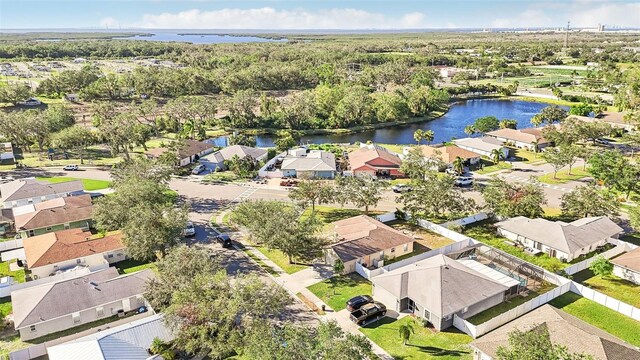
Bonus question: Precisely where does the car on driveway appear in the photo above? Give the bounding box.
[350,302,386,326]
[391,184,412,193]
[191,164,206,175]
[454,176,474,187]
[215,233,232,248]
[183,221,196,237]
[346,295,373,312]
[63,164,79,171]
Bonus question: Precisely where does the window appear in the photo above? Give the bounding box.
[107,254,114,259]
[404,244,409,252]
[96,307,104,316]
[72,312,80,324]
[28,230,35,237]
[76,259,82,264]
[390,247,395,253]
[30,325,36,332]
[424,309,431,321]
[46,227,52,231]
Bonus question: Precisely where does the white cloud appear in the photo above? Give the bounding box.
[120,7,428,29]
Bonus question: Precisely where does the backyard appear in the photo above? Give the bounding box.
[550,292,640,346]
[0,260,25,283]
[387,220,455,249]
[307,273,372,311]
[360,316,473,360]
[572,269,640,308]
[113,259,156,275]
[35,176,112,191]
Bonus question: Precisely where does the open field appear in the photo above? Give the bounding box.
[307,273,372,311]
[35,176,112,191]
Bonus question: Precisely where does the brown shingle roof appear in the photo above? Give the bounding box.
[611,247,640,273]
[348,144,402,171]
[487,128,549,145]
[470,305,640,360]
[14,194,93,230]
[328,215,414,262]
[145,140,213,160]
[418,145,481,164]
[23,228,124,268]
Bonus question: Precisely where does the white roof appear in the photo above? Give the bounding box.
[457,259,520,288]
[47,314,172,360]
[453,137,504,153]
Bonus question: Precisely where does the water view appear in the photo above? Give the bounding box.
[122,32,287,44]
[210,99,566,147]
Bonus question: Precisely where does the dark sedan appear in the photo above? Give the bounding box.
[346,295,373,312]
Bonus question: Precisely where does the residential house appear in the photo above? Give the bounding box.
[1,142,14,164]
[348,144,403,178]
[0,209,14,236]
[486,128,550,151]
[611,247,640,285]
[23,228,126,279]
[324,215,414,273]
[200,144,269,171]
[12,267,152,341]
[371,254,510,330]
[280,148,336,179]
[453,137,510,159]
[145,140,214,167]
[470,304,640,360]
[495,216,623,262]
[408,145,481,170]
[47,314,173,360]
[13,194,93,238]
[0,178,84,209]
[570,112,634,132]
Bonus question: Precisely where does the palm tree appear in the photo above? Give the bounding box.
[149,337,175,360]
[531,140,539,153]
[398,322,415,346]
[413,129,424,144]
[424,130,435,145]
[453,156,465,175]
[490,149,503,164]
[464,125,476,137]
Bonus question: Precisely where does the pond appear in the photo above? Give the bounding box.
[209,99,564,147]
[122,32,287,44]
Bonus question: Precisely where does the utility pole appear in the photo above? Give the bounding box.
[564,21,570,50]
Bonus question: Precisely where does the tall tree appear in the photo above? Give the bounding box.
[50,125,97,164]
[589,256,613,277]
[482,178,547,218]
[0,83,32,105]
[334,176,388,214]
[227,133,257,147]
[274,130,298,152]
[496,327,594,360]
[288,180,335,211]
[560,185,619,219]
[399,173,476,219]
[531,105,568,127]
[541,147,570,179]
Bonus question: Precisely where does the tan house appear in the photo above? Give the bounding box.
[12,267,152,341]
[324,215,414,273]
[23,228,126,279]
[470,305,640,360]
[570,111,633,132]
[145,139,214,167]
[486,128,550,151]
[611,247,640,285]
[407,145,481,170]
[13,194,93,238]
[495,216,623,262]
[348,144,403,178]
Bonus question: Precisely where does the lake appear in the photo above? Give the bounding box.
[209,99,564,147]
[121,33,287,44]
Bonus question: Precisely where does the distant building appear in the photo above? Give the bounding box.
[406,145,481,170]
[0,142,15,164]
[145,140,214,167]
[486,128,549,152]
[0,178,84,209]
[453,137,510,159]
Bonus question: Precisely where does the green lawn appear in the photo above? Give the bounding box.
[360,316,473,360]
[36,176,112,191]
[0,297,11,321]
[387,220,454,249]
[537,167,590,184]
[550,292,640,346]
[18,148,122,167]
[113,259,156,274]
[307,274,372,311]
[467,281,556,325]
[376,143,406,155]
[620,233,640,246]
[255,246,308,274]
[514,149,546,164]
[241,248,279,276]
[474,161,512,175]
[0,260,25,283]
[571,270,640,308]
[464,223,569,273]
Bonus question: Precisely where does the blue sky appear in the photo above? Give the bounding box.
[1,1,639,30]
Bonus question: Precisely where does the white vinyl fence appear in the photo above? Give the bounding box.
[563,244,628,275]
[8,344,47,360]
[375,212,397,223]
[570,281,640,321]
[0,238,23,253]
[454,281,572,338]
[441,212,489,228]
[0,267,92,298]
[416,218,474,242]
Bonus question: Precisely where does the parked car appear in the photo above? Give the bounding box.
[215,233,232,248]
[19,98,42,106]
[63,164,79,171]
[183,221,196,237]
[595,138,611,145]
[454,176,474,187]
[346,295,374,312]
[191,164,206,175]
[350,302,386,326]
[391,184,412,193]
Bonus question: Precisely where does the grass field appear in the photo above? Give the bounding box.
[307,273,372,311]
[360,316,473,360]
[537,167,589,184]
[474,160,512,174]
[572,269,640,308]
[36,176,112,191]
[255,246,308,274]
[514,149,546,164]
[113,259,156,274]
[0,260,25,283]
[550,292,640,346]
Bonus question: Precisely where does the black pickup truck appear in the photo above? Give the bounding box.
[350,302,387,326]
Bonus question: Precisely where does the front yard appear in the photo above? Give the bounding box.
[255,246,309,274]
[572,269,640,308]
[36,176,112,191]
[514,149,545,164]
[307,273,372,311]
[360,316,473,360]
[474,160,512,175]
[537,167,590,184]
[550,292,640,346]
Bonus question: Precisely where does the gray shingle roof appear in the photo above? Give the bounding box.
[12,268,153,329]
[281,150,336,172]
[0,178,84,202]
[470,305,640,360]
[216,145,268,162]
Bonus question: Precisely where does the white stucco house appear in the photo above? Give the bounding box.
[280,148,336,179]
[200,144,269,171]
[611,247,640,285]
[486,128,550,152]
[453,137,510,159]
[0,178,84,209]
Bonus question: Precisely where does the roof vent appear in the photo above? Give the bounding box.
[89,281,98,286]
